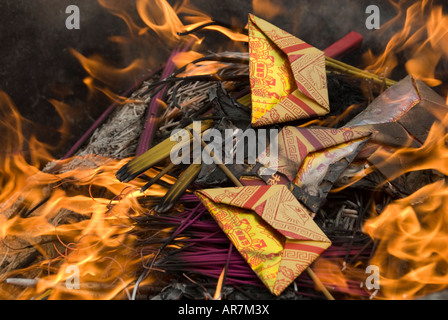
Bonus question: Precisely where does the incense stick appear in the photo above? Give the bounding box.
[191,128,336,300]
[136,49,181,156]
[305,268,335,300]
[325,56,396,87]
[61,66,164,160]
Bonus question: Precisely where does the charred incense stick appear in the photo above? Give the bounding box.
[141,162,176,192]
[191,129,335,300]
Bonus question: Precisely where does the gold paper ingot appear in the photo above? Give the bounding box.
[248,14,330,126]
[273,126,372,182]
[196,185,331,296]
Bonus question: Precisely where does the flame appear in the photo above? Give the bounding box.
[70,49,148,89]
[252,0,286,20]
[313,258,370,298]
[355,111,448,299]
[171,51,236,77]
[83,76,142,106]
[0,92,56,205]
[1,0,249,300]
[363,0,448,88]
[136,0,247,45]
[0,90,172,299]
[0,155,170,299]
[171,50,204,68]
[136,0,191,45]
[364,180,448,299]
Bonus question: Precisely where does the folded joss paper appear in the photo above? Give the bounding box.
[249,125,371,211]
[272,126,372,183]
[293,135,368,198]
[346,75,448,145]
[344,75,448,178]
[195,185,331,296]
[248,14,330,126]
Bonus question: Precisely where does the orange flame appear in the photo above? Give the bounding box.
[252,0,286,20]
[70,49,148,89]
[136,0,247,45]
[0,92,56,204]
[364,179,448,299]
[1,0,251,300]
[0,89,173,299]
[171,50,242,77]
[357,108,448,299]
[363,0,448,88]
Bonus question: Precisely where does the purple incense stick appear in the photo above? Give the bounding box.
[135,49,180,156]
[61,66,164,160]
[136,40,193,156]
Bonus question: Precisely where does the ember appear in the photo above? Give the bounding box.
[1,0,448,302]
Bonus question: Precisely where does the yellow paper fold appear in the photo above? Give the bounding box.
[248,14,330,126]
[196,185,331,295]
[275,126,371,181]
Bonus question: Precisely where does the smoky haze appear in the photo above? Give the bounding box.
[0,0,417,158]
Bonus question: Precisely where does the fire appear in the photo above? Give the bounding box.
[252,0,285,20]
[171,50,248,80]
[171,50,204,69]
[364,180,448,299]
[0,88,172,299]
[311,1,448,300]
[356,111,448,299]
[0,92,54,205]
[363,0,448,88]
[3,0,448,301]
[136,0,191,45]
[136,0,247,45]
[69,49,148,89]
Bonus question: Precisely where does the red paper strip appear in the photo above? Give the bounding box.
[323,31,363,59]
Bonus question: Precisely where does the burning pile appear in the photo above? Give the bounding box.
[1,0,448,300]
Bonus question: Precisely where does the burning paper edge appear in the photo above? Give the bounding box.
[294,137,370,197]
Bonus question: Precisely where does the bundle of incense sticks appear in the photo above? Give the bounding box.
[59,17,398,300]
